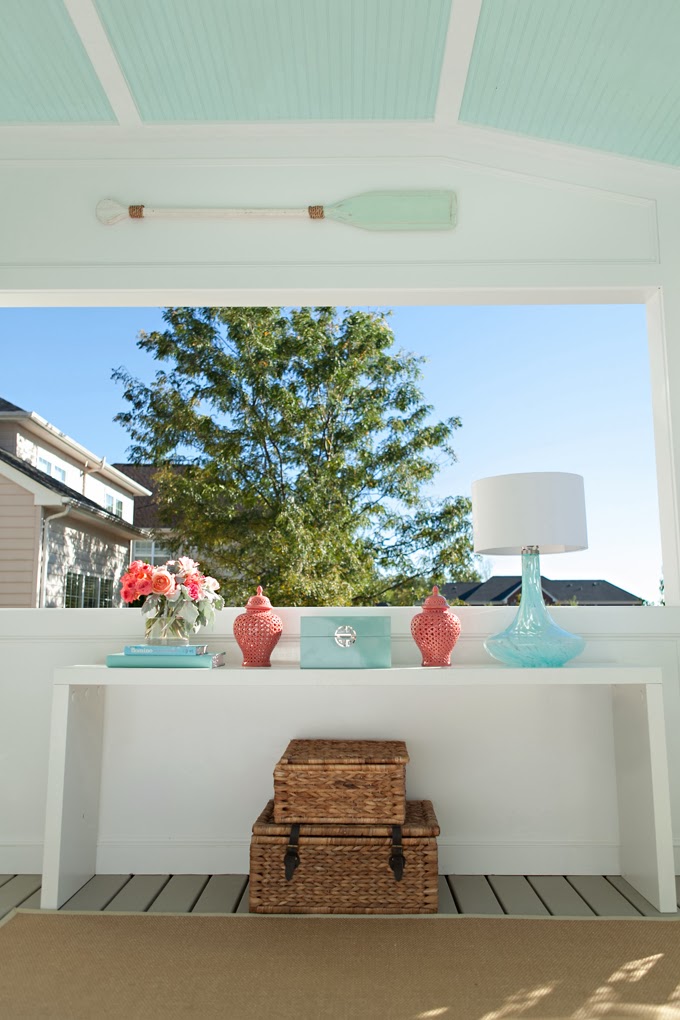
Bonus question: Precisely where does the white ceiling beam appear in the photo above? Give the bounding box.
[434,0,484,127]
[63,0,141,127]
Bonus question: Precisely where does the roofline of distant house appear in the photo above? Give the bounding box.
[0,449,145,539]
[0,409,151,497]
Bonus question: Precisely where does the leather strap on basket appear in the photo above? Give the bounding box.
[389,825,405,882]
[284,823,301,881]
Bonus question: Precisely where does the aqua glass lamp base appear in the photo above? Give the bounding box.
[484,548,586,668]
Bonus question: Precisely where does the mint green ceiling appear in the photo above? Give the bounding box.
[460,0,680,166]
[0,0,114,123]
[94,0,451,121]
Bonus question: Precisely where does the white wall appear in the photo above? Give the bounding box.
[1,605,678,876]
[81,474,134,524]
[43,517,130,608]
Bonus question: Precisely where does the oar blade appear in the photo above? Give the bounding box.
[325,189,456,231]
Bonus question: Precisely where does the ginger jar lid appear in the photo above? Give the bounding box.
[245,586,273,612]
[421,585,450,612]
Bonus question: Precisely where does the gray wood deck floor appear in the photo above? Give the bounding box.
[2,874,680,918]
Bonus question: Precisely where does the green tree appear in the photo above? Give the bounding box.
[114,306,479,606]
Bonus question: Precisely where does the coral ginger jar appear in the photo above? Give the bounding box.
[233,586,283,667]
[411,586,461,667]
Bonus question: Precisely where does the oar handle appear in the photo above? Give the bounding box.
[96,198,324,226]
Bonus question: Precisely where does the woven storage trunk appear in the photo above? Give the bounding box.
[273,739,409,824]
[250,799,439,914]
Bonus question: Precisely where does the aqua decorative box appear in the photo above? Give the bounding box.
[300,616,391,669]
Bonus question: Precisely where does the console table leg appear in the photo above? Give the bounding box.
[41,684,105,909]
[612,683,677,912]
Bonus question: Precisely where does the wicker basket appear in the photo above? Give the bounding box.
[273,739,409,824]
[250,799,439,914]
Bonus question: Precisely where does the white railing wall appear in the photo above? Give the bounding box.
[1,606,678,877]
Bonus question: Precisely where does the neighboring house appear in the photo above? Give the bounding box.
[442,576,644,606]
[111,462,176,566]
[0,398,151,608]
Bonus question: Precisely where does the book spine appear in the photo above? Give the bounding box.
[123,645,206,656]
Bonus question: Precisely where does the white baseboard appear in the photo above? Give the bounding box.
[93,837,623,877]
[0,842,43,874]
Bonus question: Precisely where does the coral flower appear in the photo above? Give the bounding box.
[151,568,176,596]
[136,577,153,597]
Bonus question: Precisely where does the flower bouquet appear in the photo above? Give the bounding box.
[120,557,224,644]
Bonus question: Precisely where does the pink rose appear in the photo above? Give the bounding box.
[121,584,137,603]
[151,568,176,596]
[136,578,153,597]
[185,581,201,601]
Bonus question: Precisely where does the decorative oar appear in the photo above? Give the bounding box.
[96,190,456,232]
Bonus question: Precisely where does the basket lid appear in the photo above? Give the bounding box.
[253,799,439,837]
[278,738,409,765]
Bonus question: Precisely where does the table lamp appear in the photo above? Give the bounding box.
[471,472,588,667]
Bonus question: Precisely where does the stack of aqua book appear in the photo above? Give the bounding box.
[106,643,226,668]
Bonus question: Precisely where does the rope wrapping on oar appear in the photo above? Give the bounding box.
[129,205,145,219]
[307,205,324,219]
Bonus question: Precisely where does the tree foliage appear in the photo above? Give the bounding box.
[114,306,479,605]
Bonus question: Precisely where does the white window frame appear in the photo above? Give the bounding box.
[64,572,115,608]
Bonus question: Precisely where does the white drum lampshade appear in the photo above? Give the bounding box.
[470,472,588,668]
[472,472,587,555]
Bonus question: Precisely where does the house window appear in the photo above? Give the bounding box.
[64,572,83,608]
[37,456,67,484]
[105,493,124,517]
[64,572,115,608]
[132,540,173,566]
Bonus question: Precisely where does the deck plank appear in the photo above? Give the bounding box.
[606,876,680,917]
[236,880,251,914]
[0,875,14,888]
[105,875,170,912]
[19,889,42,910]
[527,876,595,916]
[147,875,209,914]
[438,876,458,914]
[487,875,549,916]
[448,875,504,915]
[61,875,131,912]
[192,875,248,914]
[567,875,641,917]
[0,876,42,918]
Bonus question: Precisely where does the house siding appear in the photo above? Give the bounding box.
[44,516,130,608]
[0,474,40,607]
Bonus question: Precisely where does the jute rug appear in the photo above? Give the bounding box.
[2,910,680,1020]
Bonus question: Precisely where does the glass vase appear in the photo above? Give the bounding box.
[144,604,193,646]
[484,547,585,667]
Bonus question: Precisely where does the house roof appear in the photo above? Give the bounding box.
[0,447,144,539]
[0,397,151,498]
[442,576,644,606]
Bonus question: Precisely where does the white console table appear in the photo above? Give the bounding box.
[41,664,677,912]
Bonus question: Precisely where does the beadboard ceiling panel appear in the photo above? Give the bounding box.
[94,0,451,122]
[460,0,680,166]
[0,0,115,123]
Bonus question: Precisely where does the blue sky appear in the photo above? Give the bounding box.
[0,304,661,602]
